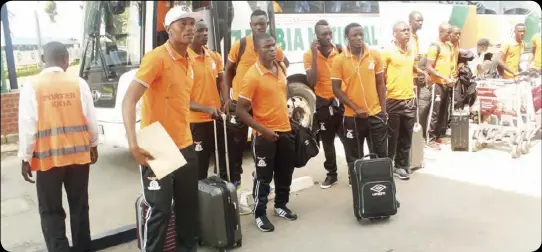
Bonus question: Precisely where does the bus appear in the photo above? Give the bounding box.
[80,1,539,148]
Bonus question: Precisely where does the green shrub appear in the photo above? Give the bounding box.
[5,68,42,79]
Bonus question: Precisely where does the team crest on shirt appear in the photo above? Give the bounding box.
[194,141,203,152]
[211,61,216,70]
[346,129,354,139]
[257,157,267,167]
[320,122,327,131]
[147,177,161,191]
[230,115,238,124]
[368,61,375,70]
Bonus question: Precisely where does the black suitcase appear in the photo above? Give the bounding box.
[451,109,469,151]
[198,118,242,251]
[351,154,398,221]
[350,118,398,221]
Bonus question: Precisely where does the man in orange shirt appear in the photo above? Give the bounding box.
[449,25,461,78]
[382,21,421,180]
[409,11,428,87]
[530,32,541,71]
[224,9,289,187]
[331,23,388,185]
[409,11,432,139]
[122,7,208,252]
[236,33,297,232]
[425,23,454,150]
[497,23,526,79]
[188,20,233,182]
[303,19,346,189]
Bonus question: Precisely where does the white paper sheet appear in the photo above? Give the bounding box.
[136,122,187,179]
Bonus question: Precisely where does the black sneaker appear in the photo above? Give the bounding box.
[274,207,298,221]
[320,176,338,189]
[393,168,410,180]
[255,216,275,232]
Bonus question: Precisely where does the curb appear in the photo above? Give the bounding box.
[1,133,18,145]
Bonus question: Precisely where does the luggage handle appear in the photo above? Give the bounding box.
[213,113,230,181]
[362,153,379,159]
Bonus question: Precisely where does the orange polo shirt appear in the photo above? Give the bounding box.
[449,41,460,78]
[188,46,224,123]
[238,61,291,133]
[500,39,525,79]
[330,44,383,117]
[134,40,194,149]
[228,35,285,101]
[410,32,419,76]
[382,43,415,100]
[532,33,541,70]
[427,41,453,85]
[302,44,341,99]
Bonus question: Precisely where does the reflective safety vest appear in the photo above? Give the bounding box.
[30,72,91,171]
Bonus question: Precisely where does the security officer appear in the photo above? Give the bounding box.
[19,41,99,252]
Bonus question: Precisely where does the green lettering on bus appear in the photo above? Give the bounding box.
[307,27,315,43]
[286,28,292,50]
[230,24,378,52]
[276,28,286,50]
[232,30,242,42]
[294,28,304,51]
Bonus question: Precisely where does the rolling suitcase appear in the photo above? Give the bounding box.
[410,87,424,171]
[135,195,176,251]
[198,116,242,250]
[451,109,469,151]
[350,119,398,221]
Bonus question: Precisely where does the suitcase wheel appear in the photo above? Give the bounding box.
[236,239,242,247]
[520,140,530,154]
[368,216,390,221]
[511,145,521,159]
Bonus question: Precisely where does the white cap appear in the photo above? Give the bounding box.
[164,6,202,28]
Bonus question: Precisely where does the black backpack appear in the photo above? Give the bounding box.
[291,120,319,168]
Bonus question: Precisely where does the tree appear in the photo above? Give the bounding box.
[44,1,58,23]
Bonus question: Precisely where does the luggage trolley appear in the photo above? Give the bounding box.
[471,72,540,158]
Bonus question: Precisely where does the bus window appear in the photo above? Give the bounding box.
[275,1,379,14]
[85,1,143,68]
[80,1,144,108]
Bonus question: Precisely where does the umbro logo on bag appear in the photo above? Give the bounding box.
[370,184,386,196]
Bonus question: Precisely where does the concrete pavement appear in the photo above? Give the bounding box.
[1,138,541,252]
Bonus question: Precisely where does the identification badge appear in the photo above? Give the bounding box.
[368,61,375,70]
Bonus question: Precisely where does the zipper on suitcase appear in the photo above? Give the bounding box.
[211,181,236,247]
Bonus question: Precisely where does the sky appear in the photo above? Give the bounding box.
[1,1,84,45]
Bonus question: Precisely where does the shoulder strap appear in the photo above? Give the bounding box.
[430,42,441,59]
[238,37,247,64]
[277,61,287,76]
